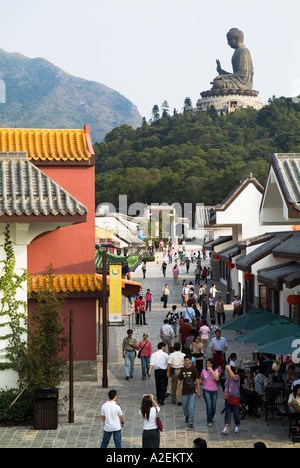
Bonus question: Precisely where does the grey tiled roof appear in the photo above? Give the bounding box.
[0,152,88,217]
[235,232,292,272]
[272,153,300,211]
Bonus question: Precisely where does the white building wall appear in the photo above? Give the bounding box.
[0,226,27,389]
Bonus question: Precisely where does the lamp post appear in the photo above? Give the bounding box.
[68,308,74,423]
[102,250,108,388]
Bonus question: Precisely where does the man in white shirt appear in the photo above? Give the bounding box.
[167,342,185,405]
[209,283,221,298]
[100,390,125,448]
[182,283,190,306]
[149,342,169,405]
[160,319,174,352]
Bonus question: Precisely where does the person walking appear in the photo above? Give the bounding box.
[201,294,208,319]
[148,342,169,405]
[199,320,210,358]
[142,261,147,279]
[137,333,152,380]
[166,305,179,337]
[100,390,125,448]
[138,295,147,325]
[194,266,201,285]
[160,319,174,352]
[185,257,191,274]
[176,355,201,428]
[182,305,196,326]
[210,329,228,368]
[139,394,161,448]
[209,283,221,298]
[135,296,141,325]
[173,265,179,285]
[202,267,208,283]
[167,342,185,405]
[179,318,192,352]
[161,284,170,308]
[221,365,241,435]
[182,282,190,307]
[215,296,225,325]
[161,261,167,278]
[200,358,220,427]
[145,289,153,312]
[208,294,215,319]
[190,335,204,374]
[122,329,138,380]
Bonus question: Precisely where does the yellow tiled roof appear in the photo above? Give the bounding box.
[28,274,104,293]
[0,128,93,162]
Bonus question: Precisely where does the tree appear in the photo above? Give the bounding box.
[151,104,160,122]
[21,266,68,390]
[161,100,170,118]
[183,97,193,113]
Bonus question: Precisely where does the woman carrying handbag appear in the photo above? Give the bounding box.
[137,334,152,380]
[221,365,241,435]
[139,394,161,448]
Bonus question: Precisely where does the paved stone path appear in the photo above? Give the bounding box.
[0,245,298,448]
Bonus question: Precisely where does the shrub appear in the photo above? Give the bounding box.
[142,256,155,262]
[0,388,33,423]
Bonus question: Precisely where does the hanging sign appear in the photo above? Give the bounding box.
[109,265,122,323]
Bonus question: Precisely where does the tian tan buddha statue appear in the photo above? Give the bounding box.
[211,28,254,92]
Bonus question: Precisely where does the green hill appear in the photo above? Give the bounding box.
[94,97,300,208]
[0,49,142,142]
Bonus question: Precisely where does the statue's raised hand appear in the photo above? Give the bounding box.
[216,59,222,74]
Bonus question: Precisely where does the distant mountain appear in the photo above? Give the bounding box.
[0,49,142,143]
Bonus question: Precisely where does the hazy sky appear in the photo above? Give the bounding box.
[1,0,300,120]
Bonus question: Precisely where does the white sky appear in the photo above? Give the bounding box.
[0,0,300,120]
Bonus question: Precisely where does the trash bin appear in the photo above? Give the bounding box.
[33,388,58,430]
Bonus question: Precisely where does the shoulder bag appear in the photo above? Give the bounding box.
[227,378,240,407]
[137,341,148,359]
[155,407,163,432]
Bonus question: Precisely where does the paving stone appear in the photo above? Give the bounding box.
[0,244,298,448]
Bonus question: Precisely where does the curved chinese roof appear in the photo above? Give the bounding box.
[0,126,95,163]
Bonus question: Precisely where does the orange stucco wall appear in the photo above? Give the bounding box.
[27,165,95,275]
[28,297,97,362]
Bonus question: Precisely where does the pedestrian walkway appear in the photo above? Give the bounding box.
[0,244,298,448]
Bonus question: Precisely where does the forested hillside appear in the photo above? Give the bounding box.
[94,97,300,208]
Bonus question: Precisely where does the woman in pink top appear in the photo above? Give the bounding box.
[200,358,219,426]
[200,320,210,358]
[137,333,152,380]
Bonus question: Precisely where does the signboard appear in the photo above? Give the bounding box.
[109,265,122,323]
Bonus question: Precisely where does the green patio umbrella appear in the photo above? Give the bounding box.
[221,309,281,331]
[234,318,300,344]
[254,332,300,356]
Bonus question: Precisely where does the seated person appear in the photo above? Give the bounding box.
[238,369,261,418]
[254,366,274,399]
[285,365,300,391]
[288,384,300,428]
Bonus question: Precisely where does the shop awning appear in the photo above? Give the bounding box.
[236,233,291,273]
[203,236,232,251]
[219,245,241,261]
[272,233,300,260]
[257,261,300,290]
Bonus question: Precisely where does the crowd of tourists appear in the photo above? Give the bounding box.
[100,243,300,449]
